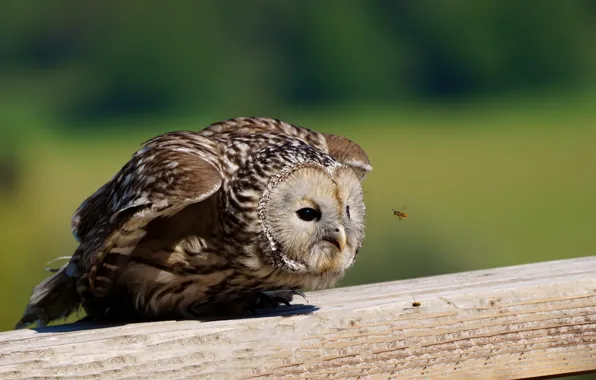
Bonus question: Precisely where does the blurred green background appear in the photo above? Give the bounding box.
[1,2,595,374]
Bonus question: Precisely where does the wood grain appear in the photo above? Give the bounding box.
[1,256,595,380]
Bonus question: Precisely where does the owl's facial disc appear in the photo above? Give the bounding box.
[261,162,366,276]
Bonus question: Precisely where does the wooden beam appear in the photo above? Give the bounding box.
[1,256,595,380]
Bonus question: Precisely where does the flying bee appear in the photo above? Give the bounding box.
[392,206,408,220]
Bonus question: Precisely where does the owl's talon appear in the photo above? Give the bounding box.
[259,292,278,308]
[274,297,292,307]
[290,290,308,303]
[247,289,306,311]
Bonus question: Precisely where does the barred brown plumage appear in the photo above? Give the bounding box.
[15,117,373,329]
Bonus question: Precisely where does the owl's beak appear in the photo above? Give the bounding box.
[324,226,347,252]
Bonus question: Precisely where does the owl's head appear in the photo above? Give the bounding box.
[258,161,366,278]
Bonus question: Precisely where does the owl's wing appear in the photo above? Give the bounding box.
[71,181,111,242]
[323,133,373,181]
[71,133,222,297]
[16,133,222,328]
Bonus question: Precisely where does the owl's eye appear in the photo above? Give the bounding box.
[296,207,321,222]
[346,205,351,219]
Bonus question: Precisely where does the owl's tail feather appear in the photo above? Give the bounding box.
[15,263,81,329]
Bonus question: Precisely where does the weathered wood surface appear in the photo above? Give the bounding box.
[1,256,595,380]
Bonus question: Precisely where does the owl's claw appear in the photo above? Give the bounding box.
[290,290,308,303]
[247,289,307,313]
[276,297,291,307]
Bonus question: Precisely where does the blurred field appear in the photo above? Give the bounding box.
[1,93,595,333]
[2,3,595,378]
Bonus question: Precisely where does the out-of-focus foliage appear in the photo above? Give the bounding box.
[1,1,595,126]
[1,5,596,379]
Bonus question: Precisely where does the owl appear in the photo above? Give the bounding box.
[15,117,372,329]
